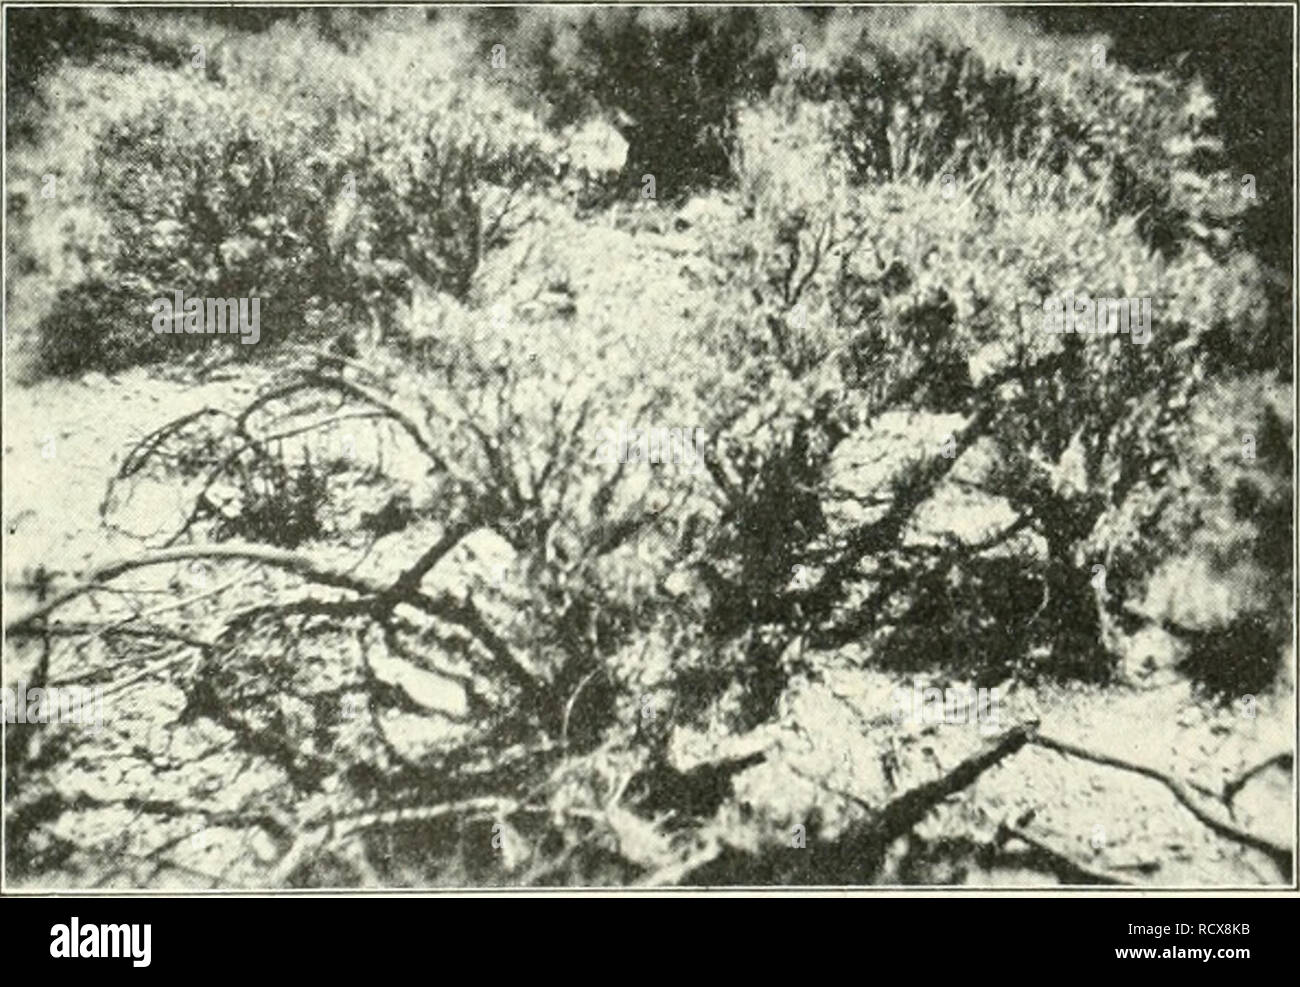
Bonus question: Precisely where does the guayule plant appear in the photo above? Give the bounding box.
[327,71,557,318]
[503,6,779,200]
[785,7,1237,258]
[24,301,714,886]
[36,17,557,372]
[73,83,343,364]
[678,47,1274,700]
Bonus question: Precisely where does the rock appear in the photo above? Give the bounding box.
[560,118,628,180]
[673,194,731,232]
[662,569,695,598]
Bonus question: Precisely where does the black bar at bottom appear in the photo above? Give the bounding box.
[0,895,1293,975]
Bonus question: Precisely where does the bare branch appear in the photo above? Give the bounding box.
[1031,732,1291,875]
[5,540,548,707]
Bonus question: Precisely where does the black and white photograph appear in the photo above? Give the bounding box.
[2,1,1295,894]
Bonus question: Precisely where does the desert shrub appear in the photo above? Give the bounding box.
[49,211,730,880]
[20,16,558,375]
[674,65,1277,699]
[1096,375,1293,696]
[32,278,171,376]
[5,8,187,145]
[1020,5,1293,378]
[23,50,352,373]
[323,28,558,319]
[498,6,780,201]
[760,6,1246,275]
[6,59,189,376]
[88,83,337,342]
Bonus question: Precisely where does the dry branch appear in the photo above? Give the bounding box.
[1223,751,1293,805]
[1030,732,1291,876]
[869,720,1039,845]
[5,540,546,705]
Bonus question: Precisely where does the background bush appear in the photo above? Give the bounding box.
[14,12,556,374]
